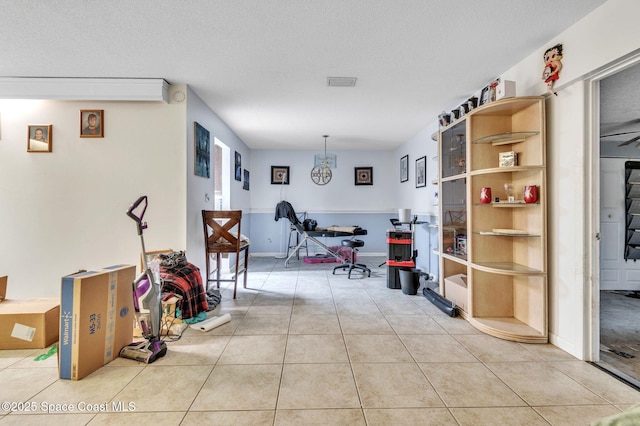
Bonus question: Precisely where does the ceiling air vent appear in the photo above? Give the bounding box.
[327,77,357,87]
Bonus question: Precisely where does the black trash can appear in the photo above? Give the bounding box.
[398,268,420,295]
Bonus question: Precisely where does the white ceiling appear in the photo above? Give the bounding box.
[0,0,607,150]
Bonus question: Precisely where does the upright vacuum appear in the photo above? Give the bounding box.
[119,196,168,363]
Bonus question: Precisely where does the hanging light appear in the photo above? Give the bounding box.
[310,135,333,185]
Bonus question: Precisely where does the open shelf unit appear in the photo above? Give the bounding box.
[625,162,640,260]
[437,96,547,343]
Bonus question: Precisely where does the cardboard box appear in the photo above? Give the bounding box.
[0,276,60,350]
[59,265,135,380]
[496,80,516,100]
[444,273,468,312]
[0,275,6,301]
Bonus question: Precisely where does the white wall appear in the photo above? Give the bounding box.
[185,87,252,277]
[394,123,440,218]
[0,97,186,299]
[489,0,640,358]
[250,149,396,213]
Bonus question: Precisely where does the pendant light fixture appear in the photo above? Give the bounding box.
[310,135,333,185]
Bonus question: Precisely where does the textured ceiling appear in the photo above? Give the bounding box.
[0,0,607,150]
[600,62,640,153]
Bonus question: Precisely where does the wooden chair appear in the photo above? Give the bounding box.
[202,210,249,299]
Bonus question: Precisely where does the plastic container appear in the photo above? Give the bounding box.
[398,208,412,223]
[398,268,420,295]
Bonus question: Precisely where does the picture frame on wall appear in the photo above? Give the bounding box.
[194,122,210,178]
[400,155,409,182]
[80,110,104,138]
[243,169,250,190]
[271,166,290,184]
[27,124,52,153]
[354,167,373,186]
[235,151,242,181]
[416,156,426,188]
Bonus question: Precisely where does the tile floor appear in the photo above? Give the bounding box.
[1,256,639,425]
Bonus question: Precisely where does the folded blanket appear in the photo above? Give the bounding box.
[161,262,208,320]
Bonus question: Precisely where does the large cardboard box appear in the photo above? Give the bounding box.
[0,276,60,350]
[444,273,468,313]
[59,265,135,380]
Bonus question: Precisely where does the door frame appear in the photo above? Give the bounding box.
[588,54,640,362]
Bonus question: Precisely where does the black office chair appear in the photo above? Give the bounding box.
[333,239,371,278]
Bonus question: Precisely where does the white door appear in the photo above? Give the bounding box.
[600,157,640,290]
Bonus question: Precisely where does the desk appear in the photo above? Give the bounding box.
[285,225,367,267]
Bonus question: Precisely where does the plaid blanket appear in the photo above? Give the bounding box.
[160,262,208,320]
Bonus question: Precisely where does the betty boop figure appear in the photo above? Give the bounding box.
[542,43,563,95]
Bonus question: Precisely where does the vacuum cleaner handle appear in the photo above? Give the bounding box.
[127,196,148,235]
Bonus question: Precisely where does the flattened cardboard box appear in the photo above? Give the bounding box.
[59,265,135,380]
[0,276,60,350]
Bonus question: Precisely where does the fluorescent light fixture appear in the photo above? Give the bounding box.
[0,77,169,102]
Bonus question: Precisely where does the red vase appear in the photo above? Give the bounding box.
[524,185,538,203]
[480,187,492,203]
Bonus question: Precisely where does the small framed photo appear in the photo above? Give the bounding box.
[416,156,427,188]
[27,125,52,152]
[400,155,409,183]
[80,110,104,138]
[354,167,373,186]
[243,169,250,190]
[271,166,290,184]
[235,151,242,181]
[479,86,491,106]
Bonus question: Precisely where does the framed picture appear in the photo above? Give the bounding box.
[243,169,250,190]
[235,151,242,181]
[194,122,210,178]
[27,124,52,153]
[400,155,409,182]
[479,86,491,106]
[416,156,427,188]
[354,167,373,185]
[271,166,290,184]
[80,110,104,138]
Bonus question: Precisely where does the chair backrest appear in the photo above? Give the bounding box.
[202,210,244,253]
[446,209,466,226]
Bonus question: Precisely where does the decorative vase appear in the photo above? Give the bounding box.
[480,187,492,204]
[524,185,538,203]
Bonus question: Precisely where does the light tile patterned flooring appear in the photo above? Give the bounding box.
[1,256,639,425]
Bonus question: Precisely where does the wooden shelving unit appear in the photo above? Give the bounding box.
[437,96,547,343]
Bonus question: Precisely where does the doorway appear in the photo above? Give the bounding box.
[596,60,640,386]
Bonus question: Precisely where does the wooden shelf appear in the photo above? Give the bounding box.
[469,317,547,343]
[472,261,544,275]
[470,166,544,176]
[472,131,539,146]
[437,96,547,344]
[476,232,541,237]
[492,201,533,207]
[441,252,467,264]
[474,201,540,207]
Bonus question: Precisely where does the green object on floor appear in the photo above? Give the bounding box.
[183,311,208,324]
[34,344,57,361]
